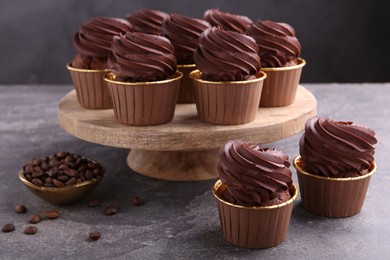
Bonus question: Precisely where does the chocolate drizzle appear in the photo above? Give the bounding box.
[247,20,301,67]
[193,27,260,81]
[218,140,293,206]
[300,116,377,177]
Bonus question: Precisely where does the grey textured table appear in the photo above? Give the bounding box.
[0,84,389,259]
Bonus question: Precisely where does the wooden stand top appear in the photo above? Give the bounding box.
[57,86,317,151]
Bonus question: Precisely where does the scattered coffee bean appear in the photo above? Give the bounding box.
[24,226,37,235]
[2,224,15,233]
[23,152,103,187]
[104,205,117,216]
[45,210,59,219]
[89,231,101,241]
[131,196,142,206]
[88,199,100,207]
[29,214,41,224]
[15,204,27,214]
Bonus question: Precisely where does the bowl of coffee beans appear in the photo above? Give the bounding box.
[19,151,105,206]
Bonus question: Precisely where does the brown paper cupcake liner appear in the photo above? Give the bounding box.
[190,70,266,125]
[294,156,376,218]
[212,180,298,249]
[104,71,182,126]
[176,64,196,104]
[260,58,306,107]
[67,63,112,109]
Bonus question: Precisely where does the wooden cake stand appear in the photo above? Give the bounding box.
[57,85,317,181]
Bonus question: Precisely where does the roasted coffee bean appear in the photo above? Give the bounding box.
[25,174,32,181]
[15,205,27,213]
[32,170,44,178]
[49,160,61,167]
[44,182,54,187]
[29,214,41,224]
[85,170,93,180]
[76,178,83,183]
[49,154,57,160]
[57,175,69,182]
[31,178,43,186]
[41,162,50,171]
[79,171,86,181]
[131,196,142,206]
[77,164,87,172]
[2,224,15,233]
[65,177,77,186]
[89,231,101,241]
[64,155,74,163]
[104,205,117,215]
[59,164,69,170]
[44,177,53,183]
[56,151,69,159]
[64,169,78,177]
[93,168,102,176]
[52,179,64,187]
[88,198,100,207]
[24,226,37,235]
[32,159,42,166]
[24,164,34,174]
[45,210,59,219]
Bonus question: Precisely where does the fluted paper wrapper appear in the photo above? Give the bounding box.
[104,71,182,126]
[212,180,298,249]
[294,156,376,218]
[190,70,266,125]
[260,58,306,107]
[67,63,112,109]
[177,64,196,104]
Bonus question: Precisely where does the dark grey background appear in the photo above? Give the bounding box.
[0,0,389,84]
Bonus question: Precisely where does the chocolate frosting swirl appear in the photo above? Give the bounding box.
[127,9,169,35]
[247,20,301,67]
[162,13,210,64]
[108,32,176,82]
[299,116,377,177]
[73,17,132,58]
[193,27,260,81]
[203,9,252,33]
[218,140,293,206]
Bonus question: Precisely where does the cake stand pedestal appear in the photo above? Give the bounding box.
[57,85,317,181]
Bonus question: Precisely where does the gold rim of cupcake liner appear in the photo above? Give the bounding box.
[18,165,105,191]
[104,71,183,86]
[293,155,376,182]
[177,64,196,69]
[261,58,306,72]
[66,63,111,73]
[212,180,298,210]
[189,70,267,85]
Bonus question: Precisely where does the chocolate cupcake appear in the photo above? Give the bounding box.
[294,116,377,217]
[247,20,305,107]
[212,140,298,248]
[67,17,132,109]
[104,32,182,126]
[190,27,266,125]
[203,8,252,33]
[162,13,210,103]
[126,9,169,35]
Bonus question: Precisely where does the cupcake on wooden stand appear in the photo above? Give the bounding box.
[190,27,266,125]
[212,140,298,248]
[162,13,210,103]
[104,32,182,126]
[247,20,305,107]
[67,17,132,109]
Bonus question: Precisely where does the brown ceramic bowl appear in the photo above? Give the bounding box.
[212,180,298,249]
[18,164,105,206]
[294,155,376,218]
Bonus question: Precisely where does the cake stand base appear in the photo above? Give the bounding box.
[127,149,220,181]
